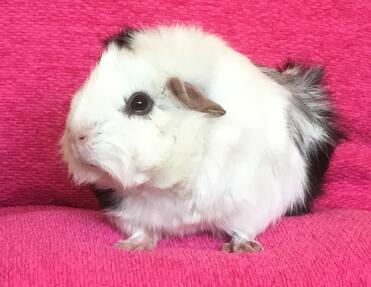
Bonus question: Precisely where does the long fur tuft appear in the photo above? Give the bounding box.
[261,59,341,215]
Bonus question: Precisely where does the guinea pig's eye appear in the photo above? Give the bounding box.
[125,92,154,116]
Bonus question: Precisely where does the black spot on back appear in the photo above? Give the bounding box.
[90,185,123,210]
[286,140,338,216]
[259,59,343,216]
[103,27,138,49]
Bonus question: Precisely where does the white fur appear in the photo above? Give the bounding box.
[61,25,309,247]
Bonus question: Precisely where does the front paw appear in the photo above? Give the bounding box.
[114,238,155,251]
[221,239,263,253]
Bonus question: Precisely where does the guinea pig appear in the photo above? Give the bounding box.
[60,25,340,252]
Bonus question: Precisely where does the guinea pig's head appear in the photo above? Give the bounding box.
[60,27,226,190]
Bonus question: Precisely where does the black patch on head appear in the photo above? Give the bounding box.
[259,59,343,216]
[103,27,138,49]
[90,185,123,210]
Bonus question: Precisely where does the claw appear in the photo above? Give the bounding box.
[222,239,263,253]
[114,238,155,251]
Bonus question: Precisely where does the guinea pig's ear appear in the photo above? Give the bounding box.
[166,77,226,117]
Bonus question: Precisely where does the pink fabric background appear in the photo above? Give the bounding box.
[0,0,370,286]
[0,206,370,286]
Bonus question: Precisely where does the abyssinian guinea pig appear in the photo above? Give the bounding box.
[61,25,340,252]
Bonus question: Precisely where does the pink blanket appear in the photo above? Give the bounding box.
[0,0,370,286]
[0,206,370,286]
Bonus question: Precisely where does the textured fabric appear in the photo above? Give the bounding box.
[0,1,370,286]
[0,206,370,287]
[0,0,370,210]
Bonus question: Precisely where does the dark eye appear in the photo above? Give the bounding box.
[125,92,153,116]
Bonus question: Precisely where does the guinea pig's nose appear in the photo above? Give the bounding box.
[70,128,91,145]
[77,133,87,142]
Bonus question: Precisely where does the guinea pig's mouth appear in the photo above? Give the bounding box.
[70,142,97,166]
[66,140,146,189]
[81,161,99,169]
[75,154,101,171]
[69,150,103,177]
[75,156,112,179]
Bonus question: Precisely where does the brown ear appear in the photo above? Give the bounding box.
[166,77,226,117]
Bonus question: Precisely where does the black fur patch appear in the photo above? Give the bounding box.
[103,27,138,49]
[259,60,342,216]
[90,185,123,210]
